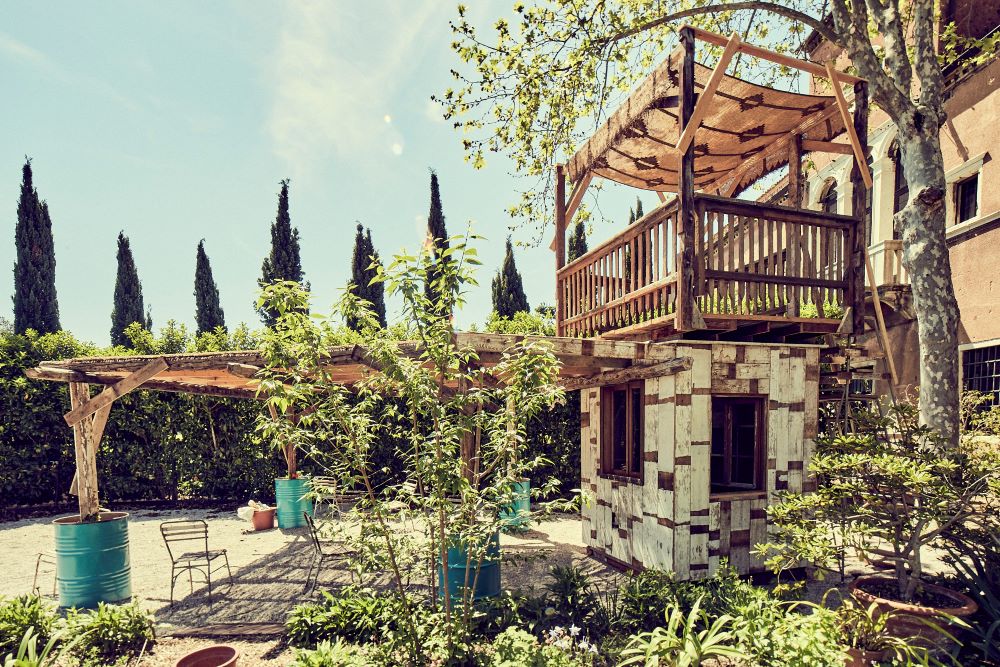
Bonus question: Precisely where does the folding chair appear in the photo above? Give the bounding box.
[303,512,355,593]
[160,519,233,605]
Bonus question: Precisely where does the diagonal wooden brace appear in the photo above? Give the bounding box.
[63,356,168,426]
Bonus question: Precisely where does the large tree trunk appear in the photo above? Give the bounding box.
[895,118,961,447]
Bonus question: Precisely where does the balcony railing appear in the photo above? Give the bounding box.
[868,239,908,287]
[556,194,858,338]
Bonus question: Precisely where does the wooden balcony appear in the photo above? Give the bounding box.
[556,195,857,341]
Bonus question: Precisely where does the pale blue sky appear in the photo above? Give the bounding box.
[0,1,645,345]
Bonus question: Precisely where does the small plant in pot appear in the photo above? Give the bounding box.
[824,591,954,667]
[758,403,989,648]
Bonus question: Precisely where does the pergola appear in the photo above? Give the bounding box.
[551,26,882,342]
[27,332,693,519]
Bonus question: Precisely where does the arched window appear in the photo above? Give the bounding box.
[820,180,838,214]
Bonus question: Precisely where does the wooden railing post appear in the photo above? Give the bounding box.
[69,382,101,520]
[848,81,869,335]
[676,26,698,332]
[555,164,567,335]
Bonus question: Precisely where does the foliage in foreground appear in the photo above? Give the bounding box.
[0,597,153,667]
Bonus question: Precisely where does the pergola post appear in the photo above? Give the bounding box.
[787,133,804,317]
[68,382,101,520]
[848,80,870,336]
[675,26,698,332]
[555,164,567,335]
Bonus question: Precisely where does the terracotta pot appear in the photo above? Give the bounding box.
[174,644,239,667]
[844,647,885,667]
[849,575,978,648]
[251,508,275,531]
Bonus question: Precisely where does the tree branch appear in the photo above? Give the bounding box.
[595,2,842,51]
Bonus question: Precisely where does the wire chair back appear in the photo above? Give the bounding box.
[160,519,210,563]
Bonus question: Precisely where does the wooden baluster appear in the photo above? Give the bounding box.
[728,213,737,313]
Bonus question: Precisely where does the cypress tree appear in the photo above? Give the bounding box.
[194,239,226,334]
[110,232,150,347]
[491,238,529,318]
[346,224,386,330]
[424,171,451,309]
[634,196,644,221]
[12,159,60,334]
[258,179,307,327]
[567,219,588,263]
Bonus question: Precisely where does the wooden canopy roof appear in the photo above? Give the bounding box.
[25,332,707,402]
[565,27,866,198]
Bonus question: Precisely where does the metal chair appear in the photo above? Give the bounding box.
[160,519,233,605]
[303,512,355,593]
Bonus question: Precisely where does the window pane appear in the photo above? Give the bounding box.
[821,181,838,214]
[958,175,979,223]
[710,402,725,486]
[630,387,642,474]
[731,404,757,486]
[612,389,627,471]
[963,344,1000,407]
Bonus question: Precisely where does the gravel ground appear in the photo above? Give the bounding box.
[0,508,613,665]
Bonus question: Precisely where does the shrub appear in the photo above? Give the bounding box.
[0,596,58,656]
[619,596,745,667]
[289,640,371,667]
[63,601,155,666]
[286,588,401,648]
[488,627,592,667]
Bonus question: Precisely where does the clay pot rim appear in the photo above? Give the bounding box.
[850,574,979,616]
[174,644,239,667]
[53,511,129,525]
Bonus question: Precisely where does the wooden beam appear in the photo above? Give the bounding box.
[657,191,668,203]
[788,134,803,208]
[561,357,692,392]
[801,139,853,155]
[825,62,872,190]
[687,24,864,84]
[555,164,568,335]
[864,246,899,387]
[675,31,741,155]
[849,79,870,336]
[675,26,699,333]
[227,362,261,379]
[69,382,100,520]
[564,171,593,225]
[63,357,168,426]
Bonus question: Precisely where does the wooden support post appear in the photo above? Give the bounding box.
[848,80,869,336]
[787,133,804,317]
[675,32,741,155]
[675,26,699,332]
[555,164,567,335]
[458,373,475,483]
[69,382,101,520]
[863,246,900,387]
[564,171,592,225]
[826,63,872,190]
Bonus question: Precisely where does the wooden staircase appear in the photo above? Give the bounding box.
[819,344,892,435]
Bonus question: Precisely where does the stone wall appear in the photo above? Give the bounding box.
[580,341,821,578]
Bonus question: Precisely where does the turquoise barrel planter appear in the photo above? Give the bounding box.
[53,512,131,608]
[275,477,313,528]
[500,479,531,529]
[438,530,501,600]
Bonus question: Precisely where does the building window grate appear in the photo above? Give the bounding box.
[963,344,1000,406]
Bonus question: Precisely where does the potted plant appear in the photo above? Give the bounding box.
[759,404,988,645]
[826,593,952,667]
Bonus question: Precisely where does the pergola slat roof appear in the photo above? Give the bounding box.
[26,332,732,400]
[565,31,858,197]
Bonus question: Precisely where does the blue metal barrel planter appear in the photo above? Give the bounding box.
[275,477,313,528]
[500,478,531,529]
[53,512,131,608]
[438,530,501,600]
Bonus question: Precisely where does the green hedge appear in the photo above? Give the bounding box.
[0,314,581,508]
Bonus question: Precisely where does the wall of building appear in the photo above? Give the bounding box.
[580,342,820,578]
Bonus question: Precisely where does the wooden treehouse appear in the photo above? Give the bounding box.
[555,27,883,576]
[553,27,872,345]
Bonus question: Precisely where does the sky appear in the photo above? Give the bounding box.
[0,0,652,345]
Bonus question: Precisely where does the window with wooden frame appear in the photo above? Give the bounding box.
[710,397,764,494]
[956,173,979,224]
[601,381,644,479]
